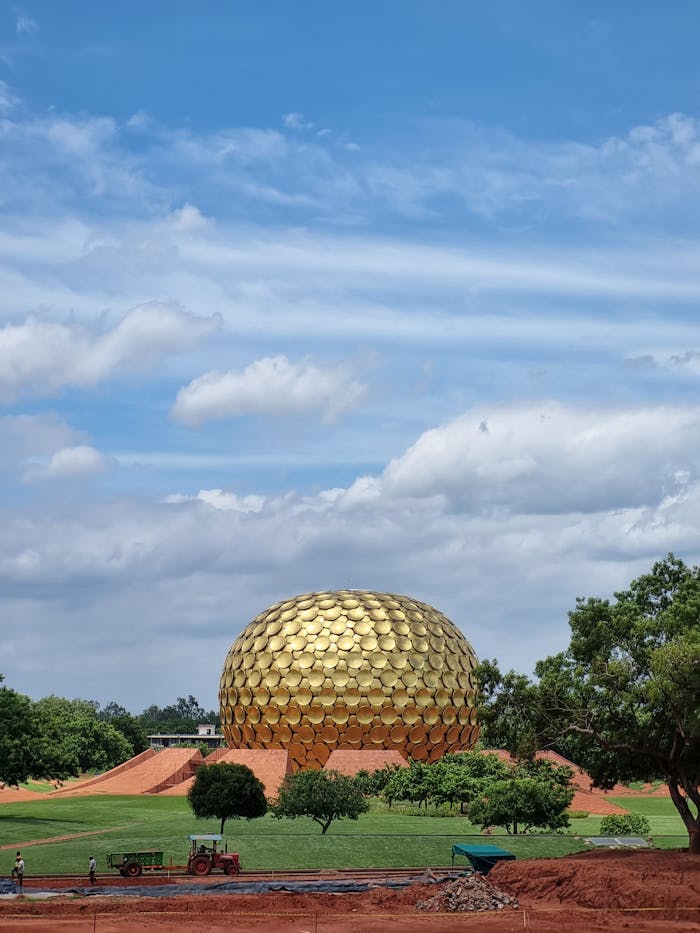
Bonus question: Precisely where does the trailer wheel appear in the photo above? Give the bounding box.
[191,856,212,876]
[124,861,142,878]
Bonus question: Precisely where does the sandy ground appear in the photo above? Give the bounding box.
[0,849,698,932]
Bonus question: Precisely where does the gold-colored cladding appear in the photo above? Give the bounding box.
[219,590,479,770]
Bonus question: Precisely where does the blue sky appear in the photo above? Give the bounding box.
[1,3,699,711]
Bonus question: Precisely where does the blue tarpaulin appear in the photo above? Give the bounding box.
[70,874,449,898]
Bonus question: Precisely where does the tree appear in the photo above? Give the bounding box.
[110,715,149,754]
[187,763,267,834]
[138,696,219,736]
[476,659,543,759]
[528,554,699,854]
[0,676,50,785]
[33,696,133,774]
[273,769,368,834]
[431,752,511,813]
[468,774,573,835]
[599,813,651,837]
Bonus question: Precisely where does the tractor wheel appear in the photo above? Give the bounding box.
[223,862,239,876]
[124,861,142,878]
[191,856,212,876]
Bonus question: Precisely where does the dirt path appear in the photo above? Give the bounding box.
[0,824,143,851]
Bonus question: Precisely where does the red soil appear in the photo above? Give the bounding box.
[48,750,157,798]
[2,850,698,932]
[325,749,408,776]
[50,749,204,797]
[0,787,45,804]
[160,748,291,798]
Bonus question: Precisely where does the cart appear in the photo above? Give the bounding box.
[107,849,165,878]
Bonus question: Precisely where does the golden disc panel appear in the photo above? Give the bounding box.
[220,589,479,770]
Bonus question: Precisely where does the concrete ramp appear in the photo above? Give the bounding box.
[55,748,204,796]
[325,749,408,776]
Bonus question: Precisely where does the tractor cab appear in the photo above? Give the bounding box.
[186,834,241,876]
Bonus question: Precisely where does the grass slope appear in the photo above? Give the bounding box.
[0,794,688,875]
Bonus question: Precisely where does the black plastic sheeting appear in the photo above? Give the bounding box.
[70,873,450,899]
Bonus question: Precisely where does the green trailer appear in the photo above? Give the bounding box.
[107,849,166,878]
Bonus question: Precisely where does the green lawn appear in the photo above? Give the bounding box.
[0,794,689,875]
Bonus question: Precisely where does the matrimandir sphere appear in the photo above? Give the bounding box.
[219,590,479,770]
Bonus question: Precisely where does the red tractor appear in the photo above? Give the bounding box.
[186,834,241,876]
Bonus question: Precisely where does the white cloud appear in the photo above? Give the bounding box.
[0,414,80,470]
[171,355,367,427]
[282,112,314,131]
[16,14,37,34]
[2,435,699,706]
[0,80,19,112]
[28,445,110,480]
[165,489,266,512]
[0,303,220,403]
[345,403,700,515]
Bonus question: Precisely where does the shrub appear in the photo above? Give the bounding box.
[599,813,651,836]
[568,810,590,819]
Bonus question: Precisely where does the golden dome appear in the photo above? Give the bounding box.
[219,590,479,770]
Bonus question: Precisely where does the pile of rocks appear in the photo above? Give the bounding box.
[416,872,519,912]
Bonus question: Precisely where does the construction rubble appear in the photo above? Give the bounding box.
[415,872,519,912]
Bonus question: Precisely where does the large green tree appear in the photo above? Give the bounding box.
[0,676,50,785]
[187,763,267,834]
[273,768,368,834]
[33,696,133,774]
[481,555,700,853]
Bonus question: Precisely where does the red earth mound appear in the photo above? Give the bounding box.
[325,748,408,776]
[48,749,157,798]
[159,748,291,798]
[51,748,203,797]
[0,786,45,803]
[2,850,698,933]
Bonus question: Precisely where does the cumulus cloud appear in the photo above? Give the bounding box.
[0,414,80,470]
[26,445,111,481]
[164,489,265,512]
[171,355,366,427]
[0,303,220,403]
[344,403,700,515]
[2,445,700,707]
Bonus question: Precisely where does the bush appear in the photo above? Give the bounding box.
[568,810,590,819]
[599,813,651,836]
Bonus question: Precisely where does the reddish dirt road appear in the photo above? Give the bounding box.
[1,850,698,932]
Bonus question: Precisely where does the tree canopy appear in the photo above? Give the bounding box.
[479,554,700,853]
[273,768,368,834]
[187,762,267,834]
[0,676,53,785]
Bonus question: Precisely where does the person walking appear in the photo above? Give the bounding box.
[88,855,97,886]
[14,853,24,893]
